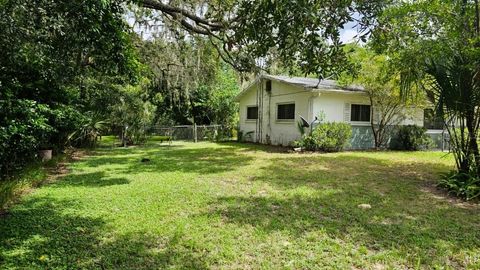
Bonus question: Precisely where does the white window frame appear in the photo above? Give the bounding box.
[350,103,371,123]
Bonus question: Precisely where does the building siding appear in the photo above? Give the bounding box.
[238,78,427,149]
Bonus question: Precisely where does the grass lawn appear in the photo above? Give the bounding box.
[1,139,479,269]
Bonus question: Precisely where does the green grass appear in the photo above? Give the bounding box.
[0,156,63,211]
[1,139,479,269]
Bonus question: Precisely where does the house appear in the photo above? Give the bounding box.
[235,74,426,149]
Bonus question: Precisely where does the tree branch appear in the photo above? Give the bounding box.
[139,0,225,31]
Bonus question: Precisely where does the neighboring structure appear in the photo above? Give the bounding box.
[235,74,428,149]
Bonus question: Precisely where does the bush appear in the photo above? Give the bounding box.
[68,114,109,148]
[48,105,87,151]
[0,99,54,179]
[438,171,480,201]
[390,125,433,150]
[295,122,352,152]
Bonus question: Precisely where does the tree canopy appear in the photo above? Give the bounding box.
[134,0,387,77]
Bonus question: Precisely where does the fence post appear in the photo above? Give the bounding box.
[193,123,198,143]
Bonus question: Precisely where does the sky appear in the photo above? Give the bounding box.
[340,21,361,43]
[339,14,363,44]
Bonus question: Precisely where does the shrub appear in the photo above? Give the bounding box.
[296,122,352,152]
[48,105,87,151]
[438,171,480,201]
[390,125,433,150]
[68,114,109,148]
[0,99,54,179]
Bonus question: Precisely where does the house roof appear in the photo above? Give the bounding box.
[235,74,365,101]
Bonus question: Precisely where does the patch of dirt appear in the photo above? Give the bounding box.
[420,182,479,209]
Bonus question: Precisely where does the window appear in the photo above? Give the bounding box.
[246,106,258,120]
[424,108,443,129]
[277,103,295,120]
[350,104,371,122]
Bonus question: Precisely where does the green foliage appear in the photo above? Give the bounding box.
[138,37,239,127]
[373,0,480,186]
[390,125,433,151]
[0,100,53,178]
[47,105,87,151]
[68,114,109,148]
[295,123,352,152]
[110,83,156,145]
[438,171,480,201]
[0,0,141,178]
[339,45,425,149]
[135,1,384,77]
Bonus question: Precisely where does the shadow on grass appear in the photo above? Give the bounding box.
[82,143,255,175]
[0,197,211,269]
[205,154,479,266]
[251,154,452,190]
[51,171,130,188]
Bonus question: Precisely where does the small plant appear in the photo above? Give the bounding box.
[390,125,434,150]
[237,130,243,142]
[438,171,480,201]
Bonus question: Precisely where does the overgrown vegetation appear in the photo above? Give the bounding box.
[373,0,480,199]
[294,122,352,152]
[339,45,425,149]
[389,125,434,151]
[0,0,139,179]
[439,171,480,201]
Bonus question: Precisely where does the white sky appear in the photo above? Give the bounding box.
[339,21,361,44]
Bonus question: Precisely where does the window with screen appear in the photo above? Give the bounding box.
[246,106,258,120]
[350,104,371,122]
[277,103,295,120]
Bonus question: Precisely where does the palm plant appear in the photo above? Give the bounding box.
[425,55,480,174]
[68,114,109,148]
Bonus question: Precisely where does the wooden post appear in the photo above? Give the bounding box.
[193,123,198,143]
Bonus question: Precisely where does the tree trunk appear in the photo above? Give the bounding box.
[369,96,380,150]
[466,110,480,175]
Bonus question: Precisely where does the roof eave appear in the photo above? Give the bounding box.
[311,88,367,94]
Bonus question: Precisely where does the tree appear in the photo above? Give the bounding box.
[136,34,239,126]
[0,0,140,178]
[340,45,424,149]
[372,0,480,182]
[133,0,387,77]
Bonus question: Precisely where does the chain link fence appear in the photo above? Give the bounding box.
[148,125,235,142]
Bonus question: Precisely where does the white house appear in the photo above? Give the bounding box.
[235,74,426,149]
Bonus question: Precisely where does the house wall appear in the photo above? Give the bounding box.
[238,79,427,149]
[238,79,313,146]
[238,84,258,142]
[312,92,424,126]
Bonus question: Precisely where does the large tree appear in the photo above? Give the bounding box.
[133,0,387,77]
[0,0,139,178]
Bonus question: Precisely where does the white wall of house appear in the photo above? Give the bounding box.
[312,91,424,126]
[265,80,311,146]
[238,79,313,146]
[238,83,258,142]
[238,78,425,147]
[312,91,370,125]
